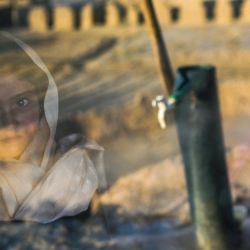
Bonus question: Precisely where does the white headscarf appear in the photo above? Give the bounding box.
[0,32,106,223]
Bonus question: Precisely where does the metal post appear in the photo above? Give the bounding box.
[175,65,241,250]
[140,0,174,94]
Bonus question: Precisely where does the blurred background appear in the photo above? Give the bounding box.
[1,0,250,249]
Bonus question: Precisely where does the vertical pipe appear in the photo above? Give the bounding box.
[175,65,241,250]
[140,0,174,95]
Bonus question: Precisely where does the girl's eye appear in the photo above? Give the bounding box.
[17,98,29,108]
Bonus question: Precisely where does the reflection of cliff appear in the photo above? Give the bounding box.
[0,0,250,31]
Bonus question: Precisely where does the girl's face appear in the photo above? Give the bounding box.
[0,76,40,160]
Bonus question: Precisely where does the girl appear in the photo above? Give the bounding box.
[0,32,105,223]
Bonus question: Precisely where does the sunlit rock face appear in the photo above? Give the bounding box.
[99,156,189,224]
[98,144,250,227]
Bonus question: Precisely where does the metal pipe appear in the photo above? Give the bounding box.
[175,65,241,250]
[140,0,174,95]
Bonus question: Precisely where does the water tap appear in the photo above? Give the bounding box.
[152,95,176,129]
